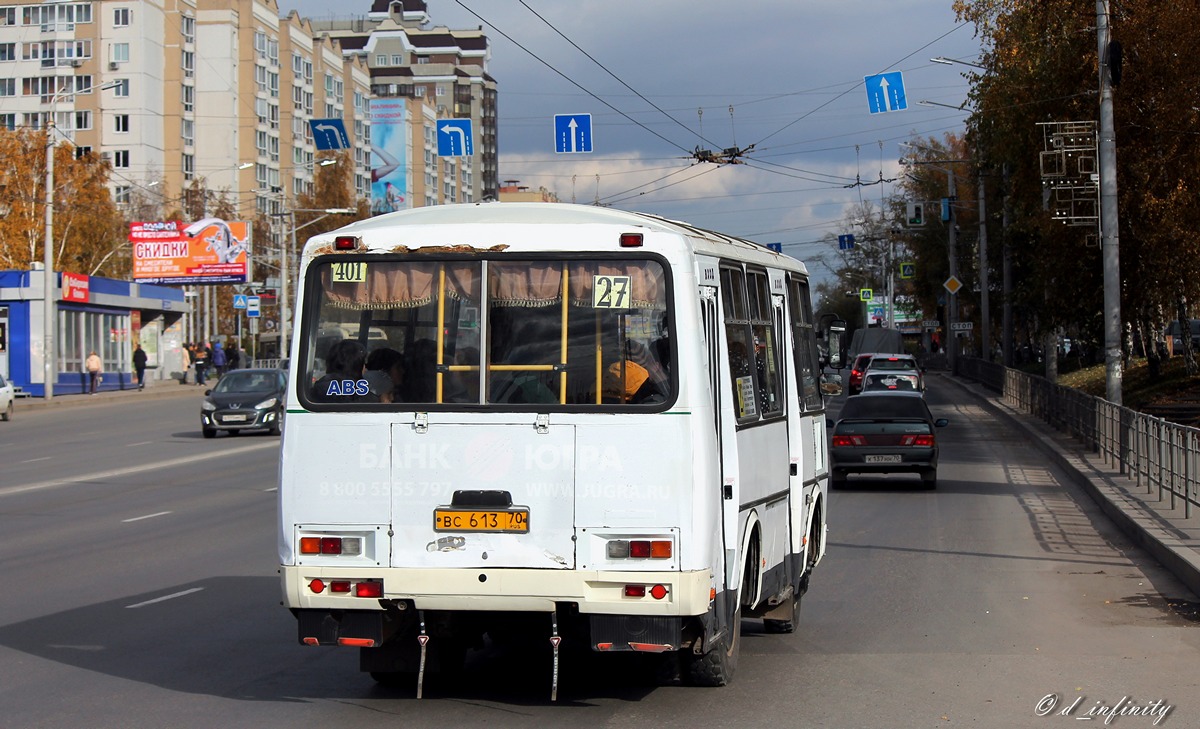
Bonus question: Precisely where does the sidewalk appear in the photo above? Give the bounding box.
[17,375,206,413]
[943,372,1200,599]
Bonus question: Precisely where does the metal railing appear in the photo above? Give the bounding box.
[956,357,1199,519]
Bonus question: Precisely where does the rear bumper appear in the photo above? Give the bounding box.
[281,565,712,616]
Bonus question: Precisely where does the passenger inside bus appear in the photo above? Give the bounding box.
[364,347,404,403]
[310,340,379,403]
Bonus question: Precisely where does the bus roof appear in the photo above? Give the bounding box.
[302,202,809,275]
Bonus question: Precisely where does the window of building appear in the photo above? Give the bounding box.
[183,153,194,181]
[268,70,279,98]
[181,83,193,111]
[414,85,425,97]
[0,79,13,96]
[324,102,335,118]
[0,114,16,130]
[111,42,129,64]
[181,118,193,146]
[256,130,268,156]
[255,64,266,93]
[415,55,429,64]
[115,186,131,204]
[114,8,130,27]
[435,85,445,97]
[0,43,14,62]
[182,50,194,78]
[0,8,14,26]
[267,39,278,65]
[269,135,279,162]
[303,60,312,83]
[75,110,91,130]
[114,114,129,133]
[391,54,403,65]
[22,112,43,129]
[255,97,267,125]
[254,31,267,59]
[113,150,130,168]
[181,15,194,43]
[74,145,91,158]
[375,54,387,66]
[269,102,279,130]
[292,84,303,111]
[114,79,129,97]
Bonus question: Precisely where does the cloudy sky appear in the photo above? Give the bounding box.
[277,0,983,283]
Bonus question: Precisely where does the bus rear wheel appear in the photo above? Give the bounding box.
[685,605,740,686]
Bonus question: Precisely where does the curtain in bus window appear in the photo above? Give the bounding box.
[567,261,667,310]
[489,261,562,307]
[320,261,478,310]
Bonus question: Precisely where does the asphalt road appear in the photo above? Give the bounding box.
[0,380,1196,728]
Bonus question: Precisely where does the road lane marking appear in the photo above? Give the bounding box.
[264,487,278,492]
[21,456,52,463]
[0,441,278,498]
[126,587,205,609]
[122,511,172,523]
[127,441,154,447]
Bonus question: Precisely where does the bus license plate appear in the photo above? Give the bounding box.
[433,508,529,533]
[865,454,901,463]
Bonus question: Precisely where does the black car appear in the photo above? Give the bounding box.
[201,368,287,438]
[828,391,948,488]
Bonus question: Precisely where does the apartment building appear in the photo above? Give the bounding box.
[0,0,371,217]
[310,0,497,205]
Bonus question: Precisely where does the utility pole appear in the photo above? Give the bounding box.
[978,171,990,361]
[1097,0,1122,404]
[947,171,958,370]
[1002,165,1014,368]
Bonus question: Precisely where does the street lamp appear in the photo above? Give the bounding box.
[43,80,120,399]
[930,57,986,69]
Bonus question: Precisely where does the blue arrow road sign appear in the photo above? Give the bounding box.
[233,294,248,309]
[246,296,261,318]
[437,119,473,157]
[864,72,908,114]
[766,242,783,253]
[308,118,350,151]
[838,234,856,250]
[554,114,593,154]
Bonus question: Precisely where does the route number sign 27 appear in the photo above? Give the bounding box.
[592,275,631,309]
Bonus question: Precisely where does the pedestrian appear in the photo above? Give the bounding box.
[213,341,227,376]
[133,343,148,390]
[227,345,241,372]
[194,342,210,386]
[86,350,103,395]
[180,343,192,384]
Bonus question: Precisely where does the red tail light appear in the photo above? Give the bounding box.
[901,435,936,446]
[334,235,358,250]
[355,581,382,598]
[832,435,867,447]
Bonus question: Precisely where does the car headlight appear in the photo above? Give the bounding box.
[254,397,278,409]
[201,400,217,411]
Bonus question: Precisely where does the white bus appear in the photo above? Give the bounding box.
[278,203,831,693]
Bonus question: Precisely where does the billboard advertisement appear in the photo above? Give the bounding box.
[369,98,408,215]
[130,219,249,285]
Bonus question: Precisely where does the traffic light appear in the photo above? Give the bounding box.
[906,202,924,227]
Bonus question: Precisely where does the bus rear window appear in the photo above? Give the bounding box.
[299,257,673,409]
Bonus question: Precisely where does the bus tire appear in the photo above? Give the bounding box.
[686,606,740,687]
[762,593,800,634]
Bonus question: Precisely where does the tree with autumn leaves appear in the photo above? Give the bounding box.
[0,128,127,277]
[850,1,1200,379]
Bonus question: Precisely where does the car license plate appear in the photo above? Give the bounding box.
[223,414,247,422]
[434,508,529,533]
[865,454,901,463]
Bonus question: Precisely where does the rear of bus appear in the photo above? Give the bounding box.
[278,206,720,685]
